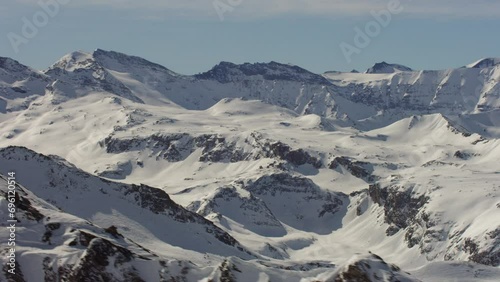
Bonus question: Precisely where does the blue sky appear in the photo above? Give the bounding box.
[1,0,499,74]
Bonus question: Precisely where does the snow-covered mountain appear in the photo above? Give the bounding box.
[467,58,500,69]
[0,49,499,281]
[0,57,49,113]
[4,49,500,126]
[324,63,500,130]
[365,61,413,74]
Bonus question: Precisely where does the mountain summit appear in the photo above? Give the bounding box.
[365,61,413,74]
[466,58,500,69]
[48,49,179,76]
[195,61,330,84]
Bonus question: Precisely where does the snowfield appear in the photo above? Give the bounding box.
[0,49,499,281]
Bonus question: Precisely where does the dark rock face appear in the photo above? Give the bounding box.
[191,172,348,236]
[217,260,239,282]
[249,174,317,195]
[40,227,167,281]
[242,173,347,234]
[68,238,144,282]
[443,118,472,137]
[104,226,123,238]
[369,184,429,231]
[463,228,500,267]
[93,49,170,73]
[335,264,371,282]
[102,133,246,163]
[96,161,133,179]
[365,61,413,74]
[369,183,431,248]
[267,141,322,168]
[337,82,426,111]
[195,61,331,85]
[42,257,58,282]
[2,261,25,282]
[385,226,400,237]
[453,150,474,160]
[0,57,10,69]
[332,70,491,115]
[125,183,182,216]
[16,194,45,222]
[0,180,45,222]
[42,223,61,244]
[10,87,27,94]
[454,150,467,159]
[120,184,251,252]
[123,183,267,248]
[102,133,323,168]
[1,174,149,281]
[332,254,417,282]
[191,186,287,237]
[0,57,35,75]
[329,157,374,181]
[196,135,243,163]
[102,133,191,161]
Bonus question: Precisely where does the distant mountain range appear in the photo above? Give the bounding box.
[1,49,499,281]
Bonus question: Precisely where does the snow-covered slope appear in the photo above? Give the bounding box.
[0,146,255,259]
[0,50,499,281]
[0,57,49,114]
[324,64,500,128]
[44,50,145,104]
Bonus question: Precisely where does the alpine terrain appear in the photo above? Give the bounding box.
[0,49,499,281]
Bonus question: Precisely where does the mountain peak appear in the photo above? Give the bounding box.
[0,56,38,74]
[92,49,174,74]
[195,61,330,84]
[365,61,413,74]
[48,50,94,72]
[48,49,177,76]
[466,58,500,69]
[0,57,47,87]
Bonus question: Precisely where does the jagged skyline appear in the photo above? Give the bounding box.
[1,1,499,75]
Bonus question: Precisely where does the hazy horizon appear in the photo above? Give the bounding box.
[2,1,499,75]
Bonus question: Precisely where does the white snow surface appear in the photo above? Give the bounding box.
[0,50,499,281]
